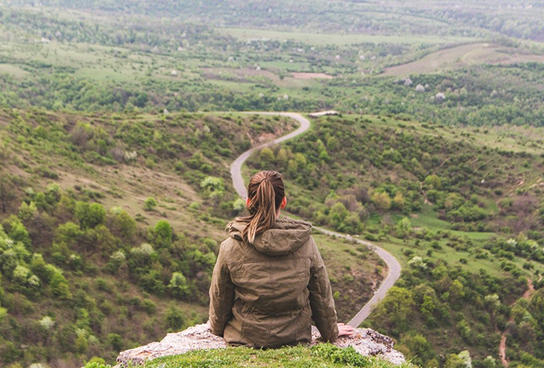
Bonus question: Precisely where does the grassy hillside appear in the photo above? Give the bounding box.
[246,114,544,367]
[0,109,384,367]
[1,1,544,367]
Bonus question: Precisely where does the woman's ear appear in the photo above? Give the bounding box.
[246,198,251,208]
[280,196,287,209]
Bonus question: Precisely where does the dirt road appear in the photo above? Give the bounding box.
[229,112,402,327]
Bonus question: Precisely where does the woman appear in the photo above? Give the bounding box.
[209,170,354,348]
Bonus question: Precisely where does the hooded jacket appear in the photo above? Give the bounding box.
[208,216,338,348]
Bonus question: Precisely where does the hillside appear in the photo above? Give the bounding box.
[246,114,544,367]
[1,1,544,367]
[0,109,385,367]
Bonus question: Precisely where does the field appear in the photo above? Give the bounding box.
[221,27,477,46]
[384,42,544,76]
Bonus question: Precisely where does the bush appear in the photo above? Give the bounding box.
[75,202,106,229]
[168,272,189,298]
[107,333,123,351]
[50,270,71,299]
[165,306,185,331]
[144,197,158,211]
[153,220,173,248]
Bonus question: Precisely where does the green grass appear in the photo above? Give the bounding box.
[141,344,415,368]
[221,27,478,46]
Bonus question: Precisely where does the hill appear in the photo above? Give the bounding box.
[0,109,384,367]
[246,113,544,367]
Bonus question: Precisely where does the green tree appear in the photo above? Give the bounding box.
[400,333,435,366]
[370,287,415,336]
[153,220,173,248]
[168,272,189,297]
[200,176,225,199]
[165,306,185,331]
[371,191,391,210]
[75,202,106,229]
[395,217,412,238]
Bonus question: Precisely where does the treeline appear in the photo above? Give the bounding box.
[12,0,544,40]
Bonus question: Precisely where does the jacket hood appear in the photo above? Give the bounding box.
[226,216,312,256]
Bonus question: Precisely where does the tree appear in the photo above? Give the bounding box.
[328,202,348,231]
[399,333,435,366]
[75,201,105,229]
[371,191,391,210]
[424,174,442,190]
[200,176,224,199]
[370,287,415,336]
[168,272,189,297]
[165,306,185,331]
[396,217,411,238]
[392,192,405,211]
[259,147,275,164]
[153,220,173,248]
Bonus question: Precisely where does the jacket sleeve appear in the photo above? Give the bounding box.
[307,236,339,342]
[208,240,235,337]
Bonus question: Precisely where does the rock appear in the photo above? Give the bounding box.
[116,323,405,366]
[415,84,425,92]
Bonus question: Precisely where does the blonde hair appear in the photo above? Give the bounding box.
[238,170,285,244]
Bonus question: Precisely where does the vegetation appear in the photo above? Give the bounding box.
[247,114,544,366]
[0,109,383,366]
[1,0,544,367]
[83,344,416,368]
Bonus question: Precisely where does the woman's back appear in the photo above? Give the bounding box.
[209,217,338,348]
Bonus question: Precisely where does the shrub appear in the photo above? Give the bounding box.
[168,272,189,298]
[144,197,157,211]
[108,207,136,240]
[107,333,123,351]
[371,191,391,210]
[153,220,173,248]
[165,306,185,331]
[200,176,225,199]
[18,201,37,222]
[75,202,106,229]
[50,270,71,299]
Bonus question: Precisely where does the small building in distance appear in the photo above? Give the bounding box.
[309,110,339,118]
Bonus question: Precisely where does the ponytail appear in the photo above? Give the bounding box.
[238,171,285,244]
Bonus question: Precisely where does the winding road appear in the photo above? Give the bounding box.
[230,112,402,327]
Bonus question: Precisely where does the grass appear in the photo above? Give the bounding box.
[142,344,415,368]
[383,43,544,76]
[221,27,478,46]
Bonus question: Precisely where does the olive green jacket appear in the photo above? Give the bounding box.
[209,216,338,348]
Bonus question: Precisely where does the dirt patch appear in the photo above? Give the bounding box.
[291,72,333,79]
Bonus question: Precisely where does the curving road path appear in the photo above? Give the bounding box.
[230,112,402,327]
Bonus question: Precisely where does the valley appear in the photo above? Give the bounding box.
[1,1,544,367]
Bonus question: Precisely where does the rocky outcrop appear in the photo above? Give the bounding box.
[116,323,405,366]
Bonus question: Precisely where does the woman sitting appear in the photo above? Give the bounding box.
[209,170,354,347]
